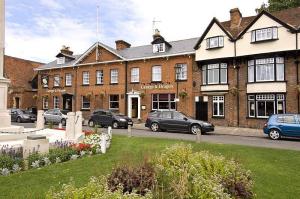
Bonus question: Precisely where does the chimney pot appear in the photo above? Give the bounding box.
[115,40,131,50]
[60,45,73,56]
[230,8,242,29]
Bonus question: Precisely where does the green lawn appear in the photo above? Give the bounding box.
[0,135,299,199]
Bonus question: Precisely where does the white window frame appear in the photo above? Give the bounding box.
[81,96,91,110]
[42,97,48,110]
[57,57,65,64]
[152,94,176,111]
[131,67,139,83]
[213,96,224,117]
[53,75,60,87]
[65,74,72,86]
[82,71,89,85]
[175,64,188,80]
[206,36,224,49]
[96,70,104,84]
[251,27,278,42]
[53,96,59,109]
[110,69,118,84]
[153,43,165,53]
[152,66,162,82]
[202,63,227,85]
[109,95,119,110]
[42,76,49,88]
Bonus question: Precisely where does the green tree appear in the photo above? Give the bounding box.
[256,0,300,13]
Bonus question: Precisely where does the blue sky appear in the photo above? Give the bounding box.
[5,0,266,62]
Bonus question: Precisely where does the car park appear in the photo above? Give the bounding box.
[10,108,36,123]
[145,110,214,134]
[44,109,68,126]
[263,114,300,140]
[88,109,133,129]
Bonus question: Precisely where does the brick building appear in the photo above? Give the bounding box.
[4,55,43,110]
[194,8,300,128]
[36,34,200,120]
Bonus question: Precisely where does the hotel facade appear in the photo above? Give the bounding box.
[36,7,300,128]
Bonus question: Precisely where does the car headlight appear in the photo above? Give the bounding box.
[119,118,126,122]
[202,122,211,126]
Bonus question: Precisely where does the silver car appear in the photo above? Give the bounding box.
[44,109,68,126]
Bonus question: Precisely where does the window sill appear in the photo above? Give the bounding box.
[206,46,224,50]
[250,38,278,44]
[53,86,60,88]
[175,79,188,82]
[201,83,229,86]
[151,81,162,83]
[95,83,104,86]
[246,116,269,119]
[212,116,225,119]
[81,109,91,111]
[247,81,286,84]
[110,83,118,85]
[130,82,140,84]
[65,85,72,87]
[81,84,90,86]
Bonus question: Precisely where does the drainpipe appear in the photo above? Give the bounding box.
[234,40,240,127]
[125,61,128,116]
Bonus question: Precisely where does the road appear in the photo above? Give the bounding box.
[11,122,300,151]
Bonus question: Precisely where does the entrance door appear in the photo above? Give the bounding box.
[131,98,138,118]
[63,94,73,111]
[15,97,20,109]
[196,96,208,121]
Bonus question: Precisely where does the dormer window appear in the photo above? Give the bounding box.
[57,57,65,64]
[153,43,165,53]
[251,27,278,43]
[206,36,224,49]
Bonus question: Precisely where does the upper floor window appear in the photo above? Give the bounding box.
[96,70,104,84]
[53,75,60,87]
[248,57,284,83]
[131,67,139,83]
[82,71,89,85]
[42,76,49,88]
[57,57,65,64]
[110,69,118,84]
[53,96,60,109]
[206,36,224,49]
[65,74,72,86]
[42,97,48,110]
[251,27,278,42]
[175,64,187,80]
[152,66,162,82]
[202,63,227,85]
[153,43,165,53]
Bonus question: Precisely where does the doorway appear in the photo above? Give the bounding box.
[63,94,73,111]
[131,98,138,118]
[14,97,20,109]
[196,96,208,121]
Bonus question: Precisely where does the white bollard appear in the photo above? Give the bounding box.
[196,129,201,143]
[100,134,107,153]
[108,126,112,139]
[127,125,132,137]
[75,111,83,140]
[66,112,75,140]
[36,110,44,129]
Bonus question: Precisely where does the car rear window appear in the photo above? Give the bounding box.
[277,115,297,124]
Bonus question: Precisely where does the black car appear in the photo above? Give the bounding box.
[145,110,214,134]
[88,109,133,128]
[10,108,37,123]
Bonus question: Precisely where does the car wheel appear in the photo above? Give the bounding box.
[17,117,22,123]
[190,124,201,135]
[269,129,281,140]
[88,120,95,127]
[112,121,119,129]
[150,122,160,132]
[61,119,66,126]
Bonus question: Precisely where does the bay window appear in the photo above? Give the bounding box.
[202,63,227,85]
[152,94,176,110]
[206,36,224,49]
[248,94,285,118]
[213,96,224,117]
[251,27,278,42]
[248,57,284,82]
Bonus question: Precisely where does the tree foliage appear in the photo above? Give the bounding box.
[256,0,300,13]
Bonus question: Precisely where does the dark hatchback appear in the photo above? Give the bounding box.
[10,108,37,123]
[145,110,214,134]
[88,109,133,128]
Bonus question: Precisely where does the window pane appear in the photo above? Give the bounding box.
[277,101,284,114]
[202,66,206,85]
[248,65,254,82]
[257,101,265,117]
[210,37,219,48]
[159,102,169,109]
[266,101,275,116]
[159,94,169,101]
[273,27,278,39]
[218,37,224,47]
[111,69,118,84]
[219,102,224,116]
[131,68,139,82]
[220,68,227,83]
[213,102,218,116]
[249,101,255,117]
[251,31,255,42]
[152,66,161,81]
[276,63,284,81]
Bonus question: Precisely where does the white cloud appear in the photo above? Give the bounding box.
[39,0,63,10]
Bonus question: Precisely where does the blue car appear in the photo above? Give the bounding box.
[263,114,300,140]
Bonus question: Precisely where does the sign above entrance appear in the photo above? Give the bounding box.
[47,89,66,93]
[141,83,174,90]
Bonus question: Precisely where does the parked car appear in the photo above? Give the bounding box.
[88,109,133,128]
[145,110,214,134]
[10,108,37,123]
[263,114,300,140]
[44,109,69,126]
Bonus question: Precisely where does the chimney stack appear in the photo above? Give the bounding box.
[60,45,73,56]
[230,8,242,29]
[153,29,162,40]
[115,40,131,50]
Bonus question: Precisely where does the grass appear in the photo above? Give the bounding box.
[0,135,299,199]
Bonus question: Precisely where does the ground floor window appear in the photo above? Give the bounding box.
[43,97,48,109]
[212,96,224,117]
[152,93,176,110]
[248,94,285,118]
[109,95,119,111]
[53,96,59,109]
[81,96,90,110]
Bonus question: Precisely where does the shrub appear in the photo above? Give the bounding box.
[0,145,23,158]
[48,148,77,163]
[27,152,42,168]
[0,155,24,171]
[107,162,155,196]
[154,143,254,199]
[46,176,153,199]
